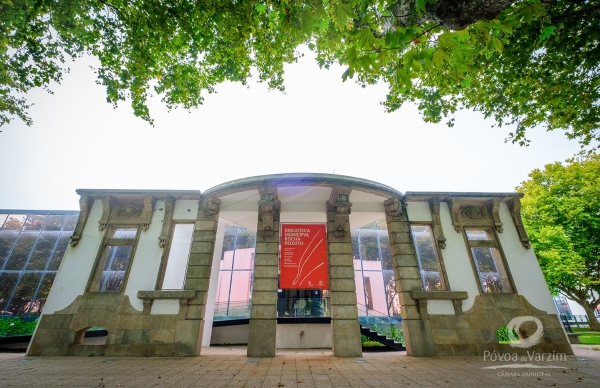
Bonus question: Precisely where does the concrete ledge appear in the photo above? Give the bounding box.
[411,291,468,300]
[567,333,581,344]
[137,290,197,300]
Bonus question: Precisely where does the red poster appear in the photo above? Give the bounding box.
[280,223,328,289]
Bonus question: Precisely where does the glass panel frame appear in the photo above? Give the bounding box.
[411,224,447,291]
[464,227,514,293]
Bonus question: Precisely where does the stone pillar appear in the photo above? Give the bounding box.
[385,197,436,356]
[181,197,221,356]
[327,187,362,357]
[247,188,280,357]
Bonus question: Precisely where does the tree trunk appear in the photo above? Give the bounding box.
[393,0,517,30]
[581,301,600,332]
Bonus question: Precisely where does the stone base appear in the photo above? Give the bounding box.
[332,319,362,357]
[247,319,276,357]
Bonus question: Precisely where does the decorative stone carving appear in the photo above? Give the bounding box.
[69,195,94,247]
[460,205,486,220]
[98,195,114,231]
[507,198,531,249]
[329,187,352,237]
[158,196,175,248]
[448,197,498,232]
[489,198,504,233]
[99,195,155,231]
[448,198,462,232]
[384,197,403,220]
[428,198,447,249]
[114,202,143,218]
[202,197,221,219]
[258,188,280,238]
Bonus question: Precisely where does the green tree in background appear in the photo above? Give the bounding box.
[2,1,599,146]
[517,154,600,331]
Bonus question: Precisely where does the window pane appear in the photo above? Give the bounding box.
[379,231,393,270]
[2,215,27,231]
[351,231,360,260]
[23,215,47,231]
[471,247,498,273]
[383,270,400,316]
[360,230,380,261]
[112,228,137,239]
[29,272,56,314]
[47,232,70,271]
[235,228,256,250]
[0,214,7,228]
[230,271,253,302]
[220,227,236,264]
[27,231,59,270]
[471,246,512,293]
[422,271,443,291]
[466,228,495,241]
[0,231,19,267]
[162,224,194,290]
[43,215,66,231]
[411,225,445,291]
[63,214,79,231]
[6,273,42,315]
[0,273,19,313]
[4,232,37,270]
[101,271,126,292]
[99,245,134,292]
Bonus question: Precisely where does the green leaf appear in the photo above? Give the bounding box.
[540,26,555,41]
[255,4,266,15]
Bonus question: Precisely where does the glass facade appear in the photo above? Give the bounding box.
[352,219,400,318]
[411,225,446,291]
[0,211,78,316]
[214,226,256,320]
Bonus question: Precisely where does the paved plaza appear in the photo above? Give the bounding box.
[1,345,599,387]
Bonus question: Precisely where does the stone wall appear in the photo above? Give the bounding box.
[428,294,573,356]
[27,293,197,357]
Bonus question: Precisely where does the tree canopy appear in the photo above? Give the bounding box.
[517,154,600,331]
[2,0,599,145]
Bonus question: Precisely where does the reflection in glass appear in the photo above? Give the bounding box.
[0,211,79,317]
[30,272,56,314]
[26,232,59,270]
[4,232,37,270]
[99,245,134,292]
[43,215,66,231]
[352,218,401,318]
[63,214,79,231]
[215,226,256,319]
[0,231,19,267]
[162,224,194,290]
[411,225,445,290]
[1,215,27,231]
[0,273,19,313]
[465,228,512,293]
[6,273,42,314]
[47,233,70,271]
[23,215,47,231]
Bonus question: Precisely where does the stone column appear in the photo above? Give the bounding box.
[327,187,362,357]
[180,197,221,356]
[247,188,280,357]
[384,197,436,356]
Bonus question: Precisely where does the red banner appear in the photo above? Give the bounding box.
[280,223,328,289]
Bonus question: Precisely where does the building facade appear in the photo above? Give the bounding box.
[25,174,572,357]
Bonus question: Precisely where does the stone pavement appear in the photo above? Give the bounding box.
[0,345,599,387]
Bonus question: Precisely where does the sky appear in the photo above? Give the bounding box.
[0,49,588,211]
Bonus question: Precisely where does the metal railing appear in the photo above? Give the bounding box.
[357,302,404,344]
[277,297,330,318]
[212,301,252,321]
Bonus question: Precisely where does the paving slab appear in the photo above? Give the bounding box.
[0,346,598,387]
